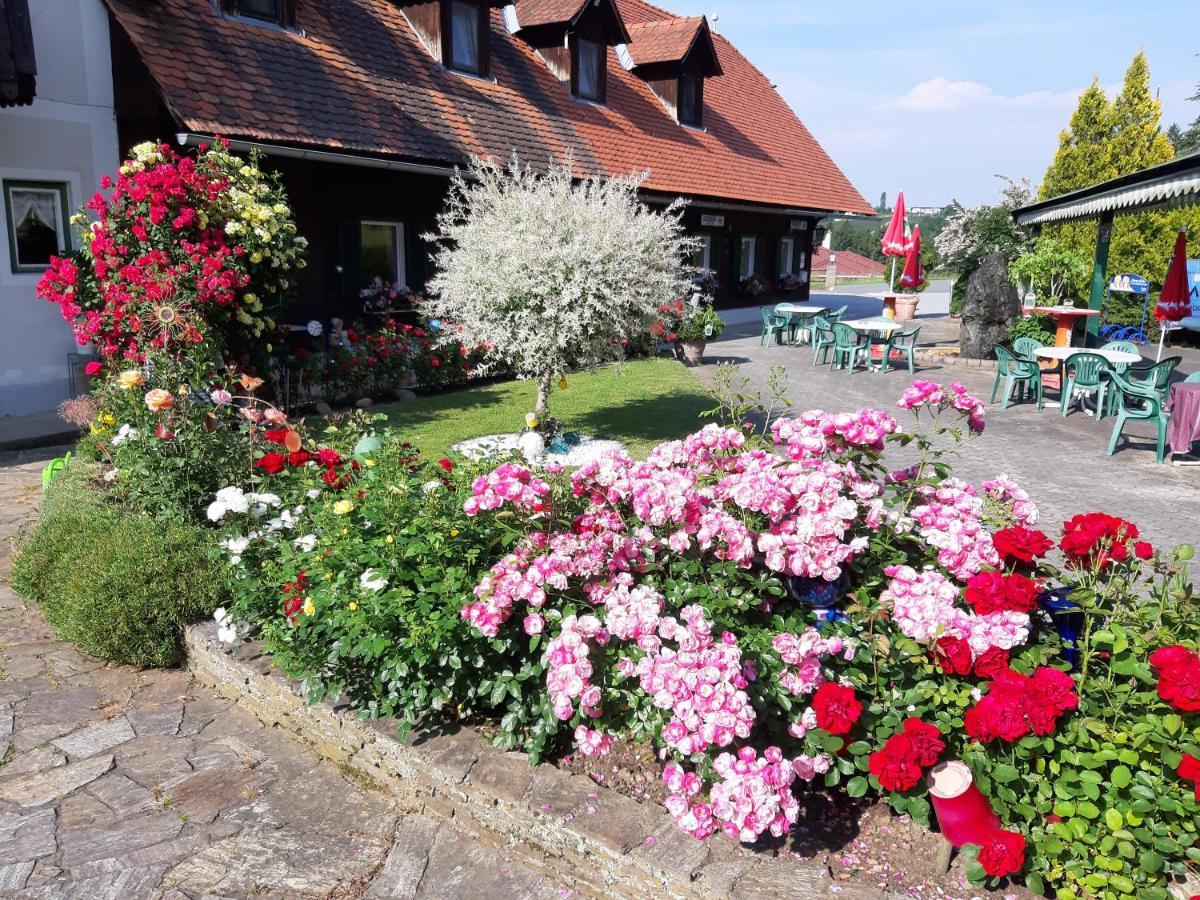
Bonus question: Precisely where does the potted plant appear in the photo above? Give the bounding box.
[778,272,802,292]
[676,303,725,366]
[739,274,769,297]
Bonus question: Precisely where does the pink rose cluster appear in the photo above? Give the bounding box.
[463,462,550,516]
[573,725,615,758]
[881,565,1030,657]
[646,423,747,475]
[545,614,609,721]
[897,380,986,433]
[771,408,898,459]
[772,630,848,698]
[982,475,1040,527]
[910,478,1000,579]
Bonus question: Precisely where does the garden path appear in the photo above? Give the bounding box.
[0,449,561,899]
[697,323,1200,554]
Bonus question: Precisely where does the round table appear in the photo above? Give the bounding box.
[1032,347,1141,366]
[774,303,829,345]
[1167,382,1200,457]
[1026,306,1102,347]
[844,317,903,334]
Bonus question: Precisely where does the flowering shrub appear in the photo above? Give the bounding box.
[38,140,306,365]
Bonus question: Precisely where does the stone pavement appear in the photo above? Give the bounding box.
[698,323,1200,553]
[0,449,560,899]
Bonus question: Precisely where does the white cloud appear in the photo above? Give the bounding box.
[883,77,1083,112]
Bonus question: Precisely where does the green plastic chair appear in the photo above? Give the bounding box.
[1107,369,1170,464]
[826,305,849,324]
[1127,356,1181,395]
[1185,372,1200,384]
[1013,336,1044,359]
[811,316,836,365]
[760,306,787,347]
[992,346,1043,410]
[830,322,869,373]
[1101,340,1140,375]
[1061,352,1110,418]
[876,326,921,374]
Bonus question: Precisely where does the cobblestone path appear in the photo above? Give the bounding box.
[0,450,561,900]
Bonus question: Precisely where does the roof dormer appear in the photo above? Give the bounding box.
[621,16,721,127]
[395,0,507,78]
[506,0,630,103]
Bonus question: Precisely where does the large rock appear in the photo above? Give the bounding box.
[960,252,1021,359]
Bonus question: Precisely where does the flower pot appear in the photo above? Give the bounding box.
[1038,587,1084,668]
[927,761,1000,847]
[679,340,706,367]
[785,573,847,623]
[895,295,920,321]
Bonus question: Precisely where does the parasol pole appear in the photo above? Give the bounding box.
[889,258,897,293]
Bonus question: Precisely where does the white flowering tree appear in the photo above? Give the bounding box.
[422,158,696,422]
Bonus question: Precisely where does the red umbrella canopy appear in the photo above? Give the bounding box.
[899,225,925,290]
[1155,231,1191,322]
[881,190,913,257]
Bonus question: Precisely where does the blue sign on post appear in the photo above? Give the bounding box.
[1189,260,1200,315]
[1107,273,1150,295]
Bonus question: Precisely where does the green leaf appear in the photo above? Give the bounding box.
[1104,809,1124,830]
[846,776,869,798]
[1111,765,1132,788]
[1076,801,1100,819]
[992,764,1020,784]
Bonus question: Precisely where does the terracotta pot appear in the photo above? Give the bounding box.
[679,340,706,366]
[895,295,920,321]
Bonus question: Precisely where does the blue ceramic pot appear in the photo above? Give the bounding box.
[1038,587,1084,667]
[786,573,848,623]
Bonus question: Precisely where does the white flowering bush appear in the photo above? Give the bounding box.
[421,158,697,420]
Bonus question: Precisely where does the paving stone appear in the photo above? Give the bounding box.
[0,859,34,890]
[413,825,561,900]
[366,818,441,899]
[0,754,114,808]
[0,702,12,759]
[52,717,135,759]
[729,856,833,899]
[69,833,208,881]
[87,772,157,817]
[126,703,183,738]
[114,736,194,789]
[58,811,184,867]
[3,652,46,678]
[467,750,535,805]
[0,807,56,865]
[13,687,105,751]
[57,792,115,829]
[0,745,66,781]
[162,765,275,826]
[696,858,757,897]
[413,727,485,784]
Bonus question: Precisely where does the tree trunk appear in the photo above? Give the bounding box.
[535,372,552,421]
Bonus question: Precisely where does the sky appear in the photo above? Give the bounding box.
[664,0,1198,208]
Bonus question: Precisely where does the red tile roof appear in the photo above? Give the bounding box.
[512,0,589,28]
[624,17,703,67]
[812,247,886,278]
[101,0,873,215]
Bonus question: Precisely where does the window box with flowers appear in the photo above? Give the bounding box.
[739,273,769,296]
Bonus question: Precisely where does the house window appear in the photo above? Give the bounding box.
[360,221,406,288]
[738,236,758,279]
[778,237,795,277]
[678,72,702,126]
[447,0,485,75]
[574,37,605,102]
[220,0,294,26]
[4,181,69,274]
[691,234,713,272]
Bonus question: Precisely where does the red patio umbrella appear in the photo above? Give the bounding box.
[1154,230,1190,360]
[880,190,914,291]
[899,225,926,290]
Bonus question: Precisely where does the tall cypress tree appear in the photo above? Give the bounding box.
[1040,80,1116,201]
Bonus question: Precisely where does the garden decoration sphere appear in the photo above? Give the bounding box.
[518,430,545,462]
[306,320,323,337]
[1037,587,1084,668]
[785,573,848,623]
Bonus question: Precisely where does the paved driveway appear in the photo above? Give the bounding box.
[693,322,1200,553]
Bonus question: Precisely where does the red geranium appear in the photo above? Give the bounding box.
[288,450,312,467]
[992,526,1053,565]
[1178,754,1200,801]
[963,571,1038,615]
[1149,645,1200,712]
[1134,541,1154,560]
[977,828,1026,878]
[254,452,287,475]
[318,448,342,468]
[973,646,1010,679]
[811,682,862,736]
[935,635,973,676]
[84,360,103,376]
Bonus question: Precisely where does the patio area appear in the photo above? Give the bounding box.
[703,293,1200,551]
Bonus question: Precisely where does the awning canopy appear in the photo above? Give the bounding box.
[1012,152,1200,227]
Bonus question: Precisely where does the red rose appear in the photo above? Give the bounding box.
[1060,513,1139,567]
[869,735,923,792]
[992,526,1053,565]
[1150,644,1196,676]
[1150,645,1200,712]
[263,428,291,445]
[977,828,1026,878]
[84,360,103,376]
[322,467,342,486]
[254,452,287,475]
[1178,754,1200,801]
[438,458,454,473]
[901,718,945,767]
[1134,541,1154,560]
[317,448,342,468]
[288,450,311,467]
[154,422,175,441]
[973,646,1010,680]
[811,682,862,736]
[935,635,973,676]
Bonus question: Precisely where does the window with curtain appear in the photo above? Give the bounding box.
[576,38,603,101]
[449,0,482,74]
[678,72,701,126]
[691,234,713,272]
[359,221,406,288]
[233,0,280,22]
[4,181,68,273]
[739,236,758,279]
[779,237,795,277]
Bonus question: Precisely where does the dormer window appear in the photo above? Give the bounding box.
[678,70,701,126]
[219,0,295,27]
[445,0,489,76]
[623,16,722,127]
[573,36,604,102]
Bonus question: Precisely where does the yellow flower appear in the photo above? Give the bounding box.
[325,572,332,580]
[98,412,116,427]
[333,500,355,516]
[450,528,459,537]
[385,535,395,544]
[525,412,538,429]
[117,370,144,390]
[559,376,568,391]
[348,602,358,611]
[250,252,263,264]
[143,389,174,412]
[302,597,315,617]
[365,459,376,468]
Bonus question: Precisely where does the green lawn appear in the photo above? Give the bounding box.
[375,357,714,459]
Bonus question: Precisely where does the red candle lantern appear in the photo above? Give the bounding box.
[927,761,1000,847]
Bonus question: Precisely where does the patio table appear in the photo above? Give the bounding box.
[1034,346,1142,415]
[1167,382,1200,457]
[1025,306,1102,347]
[774,303,829,345]
[843,317,903,334]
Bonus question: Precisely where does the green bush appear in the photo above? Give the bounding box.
[12,464,226,667]
[1007,315,1056,347]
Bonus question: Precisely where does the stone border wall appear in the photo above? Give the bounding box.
[186,622,865,900]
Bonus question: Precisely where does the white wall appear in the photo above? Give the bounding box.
[0,0,119,417]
